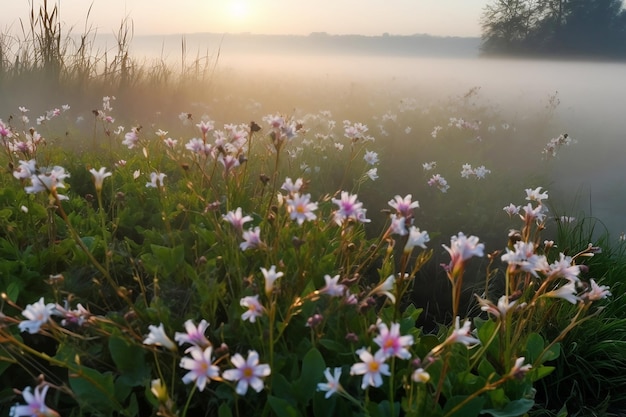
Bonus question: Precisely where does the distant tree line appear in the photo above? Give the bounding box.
[480,0,626,58]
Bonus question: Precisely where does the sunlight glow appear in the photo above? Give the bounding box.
[229,1,249,20]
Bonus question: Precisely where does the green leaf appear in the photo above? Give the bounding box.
[0,208,13,220]
[81,236,97,251]
[318,338,348,353]
[480,398,534,417]
[530,365,555,382]
[526,333,560,365]
[442,395,485,417]
[150,244,185,275]
[5,281,20,302]
[108,336,149,387]
[486,388,508,409]
[313,390,337,417]
[294,347,325,404]
[378,400,401,417]
[218,403,234,417]
[272,372,296,400]
[69,365,123,415]
[477,358,498,380]
[475,318,500,355]
[525,333,544,363]
[541,342,561,363]
[267,395,302,417]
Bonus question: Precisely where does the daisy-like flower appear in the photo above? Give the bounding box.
[460,163,474,178]
[543,281,579,304]
[427,174,449,193]
[54,302,91,327]
[240,295,265,323]
[388,194,419,219]
[223,207,253,233]
[196,119,215,135]
[331,191,370,226]
[520,203,548,223]
[281,177,303,194]
[264,114,285,130]
[374,322,414,360]
[317,367,343,399]
[150,379,169,403]
[509,357,532,380]
[163,137,178,148]
[404,226,430,253]
[443,232,484,276]
[18,297,56,334]
[0,119,13,138]
[222,350,271,395]
[145,172,166,188]
[503,203,521,217]
[25,166,70,201]
[525,186,549,203]
[218,154,240,174]
[10,385,59,417]
[89,167,112,192]
[547,253,580,283]
[363,150,379,165]
[143,323,177,351]
[13,159,37,180]
[369,275,396,304]
[501,241,549,278]
[174,319,211,350]
[343,121,369,141]
[431,126,443,138]
[559,216,576,223]
[422,161,436,171]
[185,138,212,156]
[350,348,390,389]
[240,226,264,251]
[583,279,612,301]
[412,368,430,383]
[389,214,408,236]
[445,317,480,347]
[474,165,491,179]
[179,346,220,391]
[122,128,140,149]
[286,193,318,225]
[475,294,518,319]
[366,168,379,181]
[319,274,346,297]
[261,265,284,296]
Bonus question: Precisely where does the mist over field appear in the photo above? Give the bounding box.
[4,31,626,239]
[149,33,626,239]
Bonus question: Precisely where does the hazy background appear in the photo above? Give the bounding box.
[1,1,625,237]
[0,1,483,37]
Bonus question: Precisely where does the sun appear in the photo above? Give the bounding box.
[228,1,249,21]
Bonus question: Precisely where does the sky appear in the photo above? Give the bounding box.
[0,1,485,38]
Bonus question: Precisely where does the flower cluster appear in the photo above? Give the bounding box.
[143,320,272,395]
[542,133,574,158]
[460,163,491,179]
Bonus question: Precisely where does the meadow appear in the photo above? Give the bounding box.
[1,4,626,417]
